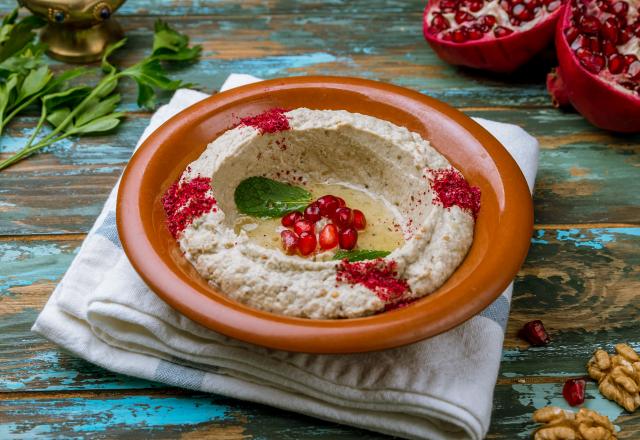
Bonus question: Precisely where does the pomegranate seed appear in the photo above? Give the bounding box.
[546,0,561,11]
[602,17,619,43]
[452,27,469,42]
[500,0,510,11]
[618,27,632,44]
[352,209,367,230]
[316,195,339,217]
[280,230,299,254]
[510,16,522,26]
[518,320,550,346]
[562,379,586,406]
[455,10,474,24]
[442,31,453,41]
[494,26,514,38]
[624,54,638,69]
[480,14,497,28]
[431,13,451,32]
[608,53,625,74]
[294,219,314,235]
[467,25,484,40]
[304,203,321,222]
[580,52,606,74]
[602,40,618,56]
[523,0,538,10]
[338,227,358,250]
[587,36,601,53]
[629,61,640,80]
[319,224,339,250]
[512,3,534,20]
[579,15,601,34]
[564,26,580,44]
[336,197,346,207]
[282,211,303,227]
[611,0,629,16]
[468,1,483,12]
[333,207,354,229]
[572,34,590,50]
[297,232,317,256]
[439,0,458,12]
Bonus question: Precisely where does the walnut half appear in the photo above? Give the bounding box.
[587,343,640,412]
[532,406,617,440]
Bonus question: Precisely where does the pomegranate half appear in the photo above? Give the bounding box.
[549,0,640,132]
[423,0,566,72]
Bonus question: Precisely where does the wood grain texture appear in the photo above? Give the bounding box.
[0,0,638,438]
[1,230,638,438]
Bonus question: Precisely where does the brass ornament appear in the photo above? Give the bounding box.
[19,0,126,63]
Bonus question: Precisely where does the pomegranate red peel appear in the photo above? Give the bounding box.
[549,0,640,132]
[422,0,566,73]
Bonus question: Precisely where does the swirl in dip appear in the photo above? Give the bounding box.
[162,108,480,319]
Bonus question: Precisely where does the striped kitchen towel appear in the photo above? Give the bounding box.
[33,74,538,440]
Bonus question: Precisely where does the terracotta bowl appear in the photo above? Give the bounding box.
[117,76,533,354]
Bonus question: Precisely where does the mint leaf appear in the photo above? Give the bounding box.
[235,176,313,218]
[332,250,391,262]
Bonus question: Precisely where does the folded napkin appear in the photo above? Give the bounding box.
[33,74,539,440]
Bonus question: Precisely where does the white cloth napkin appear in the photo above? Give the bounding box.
[33,74,539,440]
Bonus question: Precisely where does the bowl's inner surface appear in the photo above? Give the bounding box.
[121,78,531,352]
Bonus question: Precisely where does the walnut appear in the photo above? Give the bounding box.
[532,406,616,440]
[587,343,640,412]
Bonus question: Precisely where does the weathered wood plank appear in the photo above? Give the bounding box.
[3,14,556,109]
[2,110,639,235]
[1,228,637,391]
[0,383,637,439]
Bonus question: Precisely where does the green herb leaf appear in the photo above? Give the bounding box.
[151,20,202,61]
[75,94,121,127]
[101,38,126,74]
[18,64,51,100]
[68,112,125,134]
[0,10,44,64]
[234,176,313,218]
[332,249,391,262]
[0,73,18,129]
[134,78,156,109]
[46,107,70,128]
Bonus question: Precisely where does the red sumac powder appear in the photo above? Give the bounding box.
[162,176,217,238]
[430,168,481,219]
[240,108,290,134]
[336,258,409,304]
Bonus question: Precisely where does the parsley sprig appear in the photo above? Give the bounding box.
[0,13,201,171]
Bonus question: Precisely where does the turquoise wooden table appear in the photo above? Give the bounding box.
[1,1,638,438]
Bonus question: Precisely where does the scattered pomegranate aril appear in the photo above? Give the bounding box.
[281,211,303,227]
[280,230,299,254]
[518,320,551,346]
[294,219,315,235]
[304,203,321,222]
[336,197,346,207]
[319,224,339,250]
[353,209,367,230]
[339,227,358,250]
[316,195,339,217]
[618,26,632,44]
[297,232,317,256]
[468,1,483,12]
[562,378,586,406]
[333,207,354,229]
[602,40,618,56]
